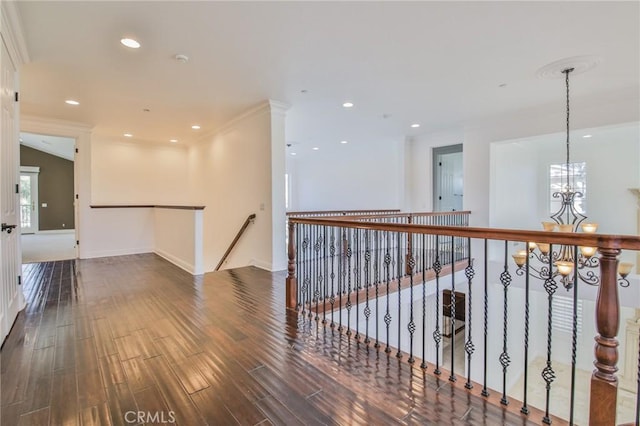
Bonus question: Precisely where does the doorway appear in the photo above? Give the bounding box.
[19,132,76,263]
[433,144,463,212]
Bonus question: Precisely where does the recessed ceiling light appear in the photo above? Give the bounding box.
[291,152,297,156]
[120,38,141,49]
[65,99,79,105]
[170,139,178,143]
[191,125,201,130]
[411,123,420,128]
[312,147,319,150]
[583,134,592,138]
[340,140,348,144]
[124,133,133,138]
[342,102,354,108]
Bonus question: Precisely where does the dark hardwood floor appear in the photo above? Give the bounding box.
[1,254,546,425]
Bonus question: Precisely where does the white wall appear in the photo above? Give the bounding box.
[154,208,203,275]
[490,122,639,235]
[405,130,464,212]
[287,139,403,211]
[189,101,287,272]
[91,137,190,205]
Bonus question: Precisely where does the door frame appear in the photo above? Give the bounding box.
[433,144,463,212]
[19,166,39,234]
[19,118,91,261]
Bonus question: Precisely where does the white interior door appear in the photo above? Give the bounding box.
[19,168,39,234]
[0,37,23,342]
[434,146,463,212]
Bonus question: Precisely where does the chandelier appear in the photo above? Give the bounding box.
[511,67,633,289]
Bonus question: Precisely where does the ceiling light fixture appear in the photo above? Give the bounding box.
[120,38,141,49]
[170,139,178,143]
[583,134,592,138]
[340,140,348,144]
[191,125,201,130]
[291,152,297,156]
[124,133,133,138]
[342,102,354,108]
[312,147,319,151]
[411,123,420,128]
[174,54,189,63]
[65,100,80,106]
[511,66,619,290]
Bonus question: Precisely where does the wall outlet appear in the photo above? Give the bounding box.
[41,203,47,207]
[62,223,65,228]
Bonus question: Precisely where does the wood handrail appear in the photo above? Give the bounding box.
[215,213,256,271]
[347,210,471,220]
[286,209,400,216]
[90,204,205,210]
[288,217,640,250]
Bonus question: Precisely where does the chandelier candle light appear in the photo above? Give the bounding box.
[512,67,630,289]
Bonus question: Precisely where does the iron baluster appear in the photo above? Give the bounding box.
[569,246,579,425]
[329,227,336,328]
[499,240,512,406]
[301,225,310,316]
[384,231,392,353]
[396,232,403,359]
[346,228,353,336]
[421,234,427,370]
[375,230,381,348]
[364,230,371,344]
[407,233,416,364]
[482,239,489,397]
[338,227,343,332]
[542,243,557,424]
[314,225,321,321]
[520,243,531,414]
[464,238,475,390]
[322,227,328,325]
[355,229,360,339]
[433,235,442,375]
[449,235,456,382]
[296,223,301,310]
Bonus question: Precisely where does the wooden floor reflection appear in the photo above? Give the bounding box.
[1,254,541,425]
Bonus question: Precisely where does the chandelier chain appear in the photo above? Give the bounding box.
[564,67,574,190]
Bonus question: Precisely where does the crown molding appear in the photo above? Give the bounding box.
[1,1,30,66]
[197,99,291,144]
[21,115,94,138]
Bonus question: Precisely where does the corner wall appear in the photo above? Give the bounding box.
[189,100,288,272]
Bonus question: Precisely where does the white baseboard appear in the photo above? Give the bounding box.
[249,258,273,271]
[36,229,75,234]
[154,248,197,275]
[80,247,153,259]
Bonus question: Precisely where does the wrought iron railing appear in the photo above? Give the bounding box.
[285,214,640,426]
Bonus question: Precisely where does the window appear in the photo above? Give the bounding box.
[549,162,586,215]
[552,295,582,335]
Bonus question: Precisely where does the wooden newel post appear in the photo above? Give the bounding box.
[286,221,297,310]
[589,247,621,426]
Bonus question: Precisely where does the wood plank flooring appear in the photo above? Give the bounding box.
[1,254,546,425]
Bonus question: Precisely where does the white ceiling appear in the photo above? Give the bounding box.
[20,132,75,161]
[15,1,640,151]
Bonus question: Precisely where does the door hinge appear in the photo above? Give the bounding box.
[439,196,442,200]
[76,240,79,245]
[18,276,21,286]
[439,162,442,166]
[14,92,19,102]
[15,184,19,194]
[75,148,78,153]
[75,194,79,200]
